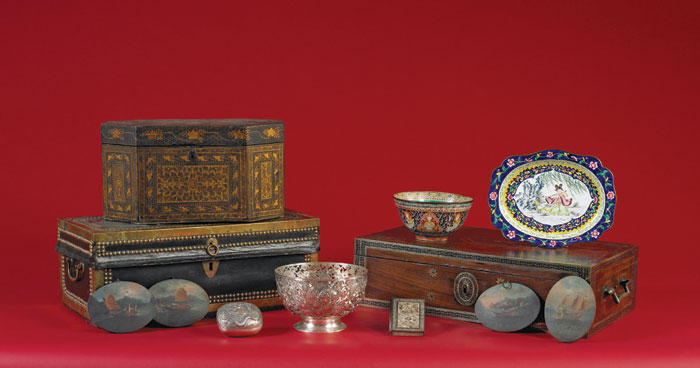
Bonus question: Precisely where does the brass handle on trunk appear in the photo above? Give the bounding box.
[66,258,85,282]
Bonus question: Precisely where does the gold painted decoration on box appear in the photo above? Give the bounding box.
[141,129,163,141]
[103,145,137,221]
[140,147,245,222]
[228,130,248,140]
[249,144,284,218]
[156,165,230,203]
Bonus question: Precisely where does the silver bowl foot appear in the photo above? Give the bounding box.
[294,317,346,333]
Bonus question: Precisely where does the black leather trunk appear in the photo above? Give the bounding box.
[56,211,319,320]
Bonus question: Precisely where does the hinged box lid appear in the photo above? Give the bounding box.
[56,210,318,269]
[354,226,637,281]
[101,119,284,147]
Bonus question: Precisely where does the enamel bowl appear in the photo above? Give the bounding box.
[394,191,473,242]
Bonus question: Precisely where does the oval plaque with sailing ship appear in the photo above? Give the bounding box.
[149,279,209,327]
[475,282,540,332]
[88,281,156,333]
[545,276,596,343]
[488,150,616,248]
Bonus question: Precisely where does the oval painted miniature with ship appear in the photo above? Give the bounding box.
[475,282,540,332]
[87,281,156,333]
[149,279,209,327]
[488,150,616,248]
[545,276,596,343]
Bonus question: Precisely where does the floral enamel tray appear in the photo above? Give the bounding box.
[488,150,616,248]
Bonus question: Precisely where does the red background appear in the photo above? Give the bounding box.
[1,1,699,367]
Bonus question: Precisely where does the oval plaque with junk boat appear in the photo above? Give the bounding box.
[87,281,156,333]
[149,279,210,327]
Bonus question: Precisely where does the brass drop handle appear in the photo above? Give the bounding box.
[66,258,85,282]
[603,279,631,304]
[620,279,631,293]
[603,287,620,304]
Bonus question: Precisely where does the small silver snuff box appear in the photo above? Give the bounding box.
[216,302,263,337]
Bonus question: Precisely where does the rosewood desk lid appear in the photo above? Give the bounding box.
[101,119,284,146]
[355,226,636,270]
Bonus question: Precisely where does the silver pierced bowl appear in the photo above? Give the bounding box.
[275,262,367,333]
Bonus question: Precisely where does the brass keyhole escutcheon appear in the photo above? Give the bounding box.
[206,238,220,257]
[66,258,85,282]
[453,272,479,306]
[202,260,220,278]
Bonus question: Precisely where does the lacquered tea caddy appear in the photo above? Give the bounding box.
[101,119,284,224]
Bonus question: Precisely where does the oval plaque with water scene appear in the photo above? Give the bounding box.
[88,281,156,333]
[475,282,540,332]
[149,279,209,327]
[545,276,596,343]
[488,150,616,248]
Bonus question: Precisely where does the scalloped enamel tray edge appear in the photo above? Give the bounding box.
[488,150,616,248]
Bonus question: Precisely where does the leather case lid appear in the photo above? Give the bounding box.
[101,119,284,146]
[56,210,319,269]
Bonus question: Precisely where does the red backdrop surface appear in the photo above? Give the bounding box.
[1,1,699,367]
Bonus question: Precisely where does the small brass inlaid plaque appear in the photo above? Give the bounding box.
[389,298,425,336]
